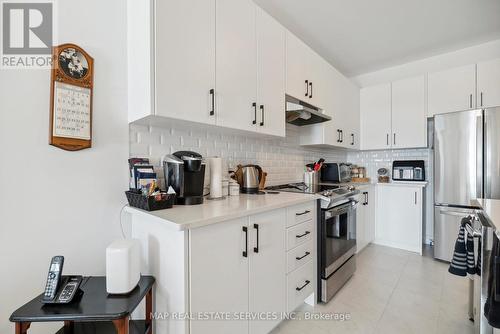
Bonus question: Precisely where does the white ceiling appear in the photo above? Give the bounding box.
[253,0,500,77]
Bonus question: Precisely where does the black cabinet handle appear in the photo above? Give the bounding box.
[259,105,264,126]
[296,252,310,260]
[305,80,309,97]
[351,133,355,146]
[363,192,368,205]
[393,133,396,145]
[309,82,313,98]
[481,92,483,107]
[209,89,215,116]
[252,102,257,125]
[386,133,389,146]
[296,231,310,238]
[295,210,310,216]
[253,224,259,253]
[337,129,341,143]
[340,130,344,143]
[242,226,248,257]
[296,280,311,291]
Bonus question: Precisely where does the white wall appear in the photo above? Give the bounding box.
[0,0,128,332]
[352,39,500,87]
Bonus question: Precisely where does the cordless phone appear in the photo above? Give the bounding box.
[42,256,64,302]
[41,256,83,304]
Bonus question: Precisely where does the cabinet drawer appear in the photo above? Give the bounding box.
[287,202,315,227]
[287,220,313,251]
[287,240,314,273]
[287,260,314,312]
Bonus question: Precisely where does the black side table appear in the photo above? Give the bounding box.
[10,276,155,334]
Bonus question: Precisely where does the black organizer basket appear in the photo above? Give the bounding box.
[125,190,175,211]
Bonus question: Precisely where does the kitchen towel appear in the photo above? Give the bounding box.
[449,218,478,277]
[484,232,500,328]
[208,157,223,198]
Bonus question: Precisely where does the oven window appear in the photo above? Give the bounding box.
[323,209,356,277]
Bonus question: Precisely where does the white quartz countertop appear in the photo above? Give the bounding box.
[472,198,500,231]
[124,192,319,231]
[376,181,428,187]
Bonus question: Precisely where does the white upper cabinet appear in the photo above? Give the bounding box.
[299,64,360,150]
[215,0,257,132]
[341,78,361,149]
[256,8,286,137]
[477,58,500,109]
[360,77,427,151]
[285,32,326,109]
[360,84,392,150]
[154,0,216,124]
[391,75,427,149]
[427,64,476,116]
[286,32,311,102]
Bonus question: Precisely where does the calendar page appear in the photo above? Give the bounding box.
[53,81,91,140]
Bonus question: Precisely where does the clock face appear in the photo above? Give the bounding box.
[58,47,89,80]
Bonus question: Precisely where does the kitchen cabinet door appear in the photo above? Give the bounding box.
[361,186,376,245]
[427,64,476,116]
[375,185,423,254]
[286,32,311,102]
[256,8,286,137]
[190,217,249,334]
[216,0,257,132]
[155,0,216,125]
[355,193,367,253]
[308,53,329,110]
[248,209,286,334]
[391,75,427,149]
[477,58,500,109]
[360,84,392,150]
[341,78,361,149]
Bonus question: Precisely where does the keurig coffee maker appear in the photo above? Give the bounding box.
[162,151,205,205]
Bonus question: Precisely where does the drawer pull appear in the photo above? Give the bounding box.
[295,210,310,216]
[296,280,311,291]
[296,231,311,238]
[295,252,310,260]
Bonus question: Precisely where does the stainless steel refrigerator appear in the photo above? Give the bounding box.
[434,107,500,262]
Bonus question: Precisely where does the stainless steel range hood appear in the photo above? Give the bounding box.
[286,95,331,126]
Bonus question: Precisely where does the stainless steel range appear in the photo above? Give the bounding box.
[265,182,360,302]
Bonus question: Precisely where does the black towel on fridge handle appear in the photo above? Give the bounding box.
[484,232,500,328]
[448,218,470,277]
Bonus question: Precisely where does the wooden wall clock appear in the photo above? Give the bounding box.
[49,43,94,151]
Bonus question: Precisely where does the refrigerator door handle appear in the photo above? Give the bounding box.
[476,112,484,199]
[439,208,478,217]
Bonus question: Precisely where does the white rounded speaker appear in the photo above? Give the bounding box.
[106,239,141,294]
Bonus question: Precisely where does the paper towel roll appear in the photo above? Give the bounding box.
[209,157,223,198]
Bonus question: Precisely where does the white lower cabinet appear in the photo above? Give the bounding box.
[375,185,423,254]
[190,202,316,334]
[190,217,249,334]
[286,260,314,312]
[249,210,286,334]
[285,206,315,313]
[355,185,375,253]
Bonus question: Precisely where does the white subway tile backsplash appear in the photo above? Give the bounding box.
[130,123,347,183]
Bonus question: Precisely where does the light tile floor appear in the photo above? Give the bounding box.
[271,244,475,334]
